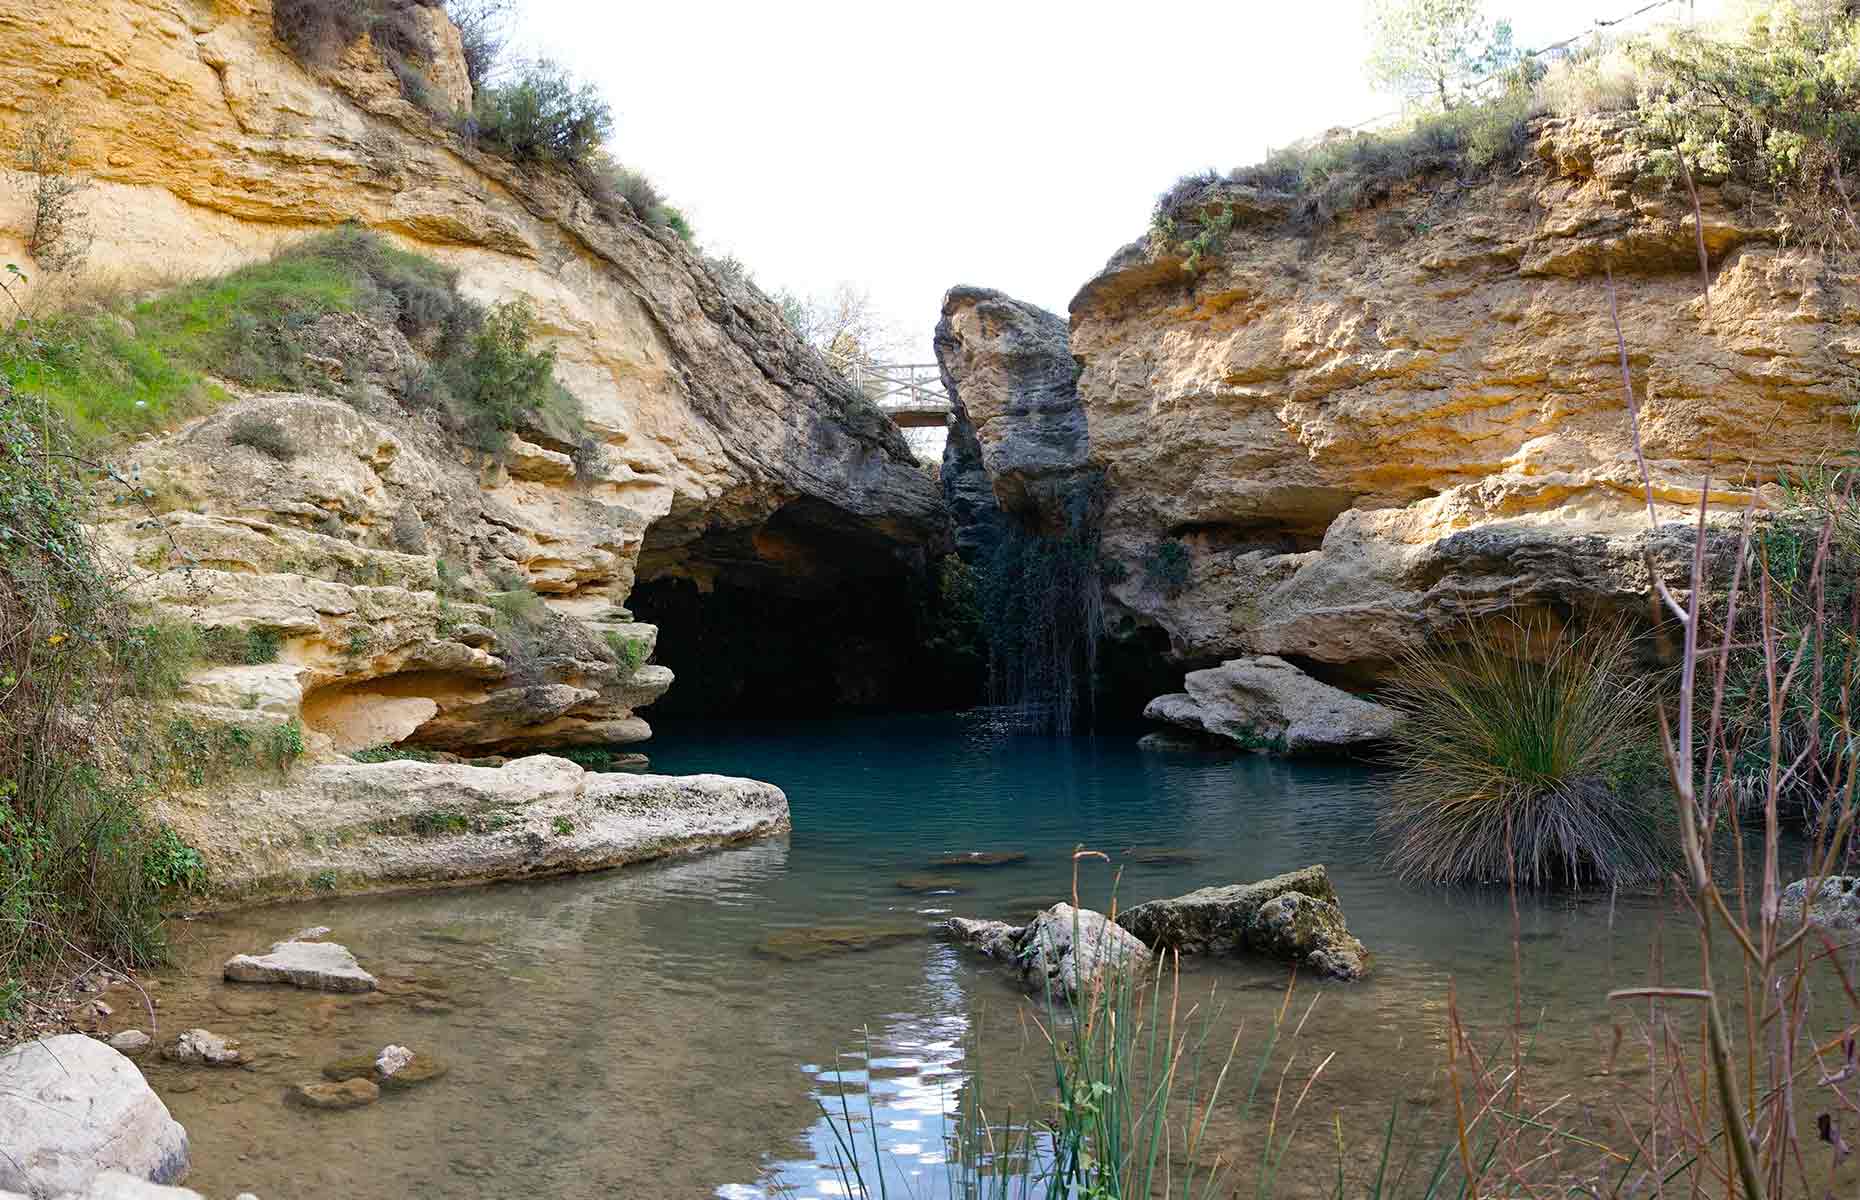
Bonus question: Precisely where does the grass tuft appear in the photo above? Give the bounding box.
[1379,617,1672,888]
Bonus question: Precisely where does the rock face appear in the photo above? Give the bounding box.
[0,1035,190,1195]
[1142,656,1398,754]
[1117,866,1369,980]
[951,116,1855,692]
[934,288,1093,535]
[4,3,946,763]
[180,755,789,905]
[1779,877,1860,931]
[223,940,377,993]
[944,904,1152,999]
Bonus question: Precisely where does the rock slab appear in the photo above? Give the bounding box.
[0,1035,189,1196]
[1144,657,1397,755]
[1117,865,1370,980]
[223,940,377,992]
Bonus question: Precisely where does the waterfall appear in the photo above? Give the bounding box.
[977,493,1103,735]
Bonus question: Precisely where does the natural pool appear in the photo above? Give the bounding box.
[143,712,1840,1198]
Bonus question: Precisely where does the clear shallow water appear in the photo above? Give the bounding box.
[139,713,1835,1198]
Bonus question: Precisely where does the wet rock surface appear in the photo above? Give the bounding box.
[0,1035,191,1195]
[163,1029,247,1067]
[1779,876,1860,931]
[944,904,1152,1000]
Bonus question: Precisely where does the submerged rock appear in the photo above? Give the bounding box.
[163,1028,247,1067]
[224,940,378,993]
[1117,865,1370,980]
[1144,657,1397,756]
[944,905,1151,1000]
[322,1047,447,1091]
[931,851,1029,868]
[754,924,926,962]
[1121,846,1205,867]
[291,1077,380,1110]
[1779,876,1860,931]
[0,1035,190,1195]
[895,874,965,893]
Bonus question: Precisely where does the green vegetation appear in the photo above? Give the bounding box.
[550,815,574,837]
[1364,0,1517,112]
[1140,538,1190,596]
[472,58,612,166]
[11,115,93,276]
[226,415,299,462]
[1379,619,1671,887]
[140,826,207,893]
[199,625,283,666]
[605,631,649,672]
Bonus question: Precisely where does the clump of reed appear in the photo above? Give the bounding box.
[1379,617,1672,889]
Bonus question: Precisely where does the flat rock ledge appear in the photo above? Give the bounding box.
[1144,656,1397,756]
[195,756,791,904]
[0,1035,189,1197]
[1779,876,1860,931]
[944,903,1152,1000]
[1116,865,1371,981]
[224,940,376,992]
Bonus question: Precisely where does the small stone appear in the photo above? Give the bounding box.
[108,1030,152,1057]
[224,940,376,992]
[287,925,333,942]
[163,1028,245,1067]
[92,1000,114,1018]
[323,1048,447,1090]
[375,1044,414,1078]
[291,1077,379,1110]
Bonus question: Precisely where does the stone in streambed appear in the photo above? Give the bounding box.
[754,923,925,962]
[224,939,377,992]
[322,1046,447,1090]
[0,1034,190,1195]
[1116,865,1371,981]
[163,1028,247,1067]
[1246,892,1370,981]
[944,917,1021,961]
[931,851,1028,868]
[109,1029,153,1057]
[895,874,965,893]
[1121,845,1204,867]
[944,905,1151,1000]
[1779,876,1860,930]
[291,1077,380,1110]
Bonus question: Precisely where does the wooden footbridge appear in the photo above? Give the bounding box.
[826,352,952,429]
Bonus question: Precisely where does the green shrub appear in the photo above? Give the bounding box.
[140,826,207,893]
[444,0,511,90]
[472,59,612,166]
[274,0,445,108]
[583,158,695,240]
[117,618,201,698]
[1379,618,1672,887]
[557,747,615,772]
[1141,539,1191,595]
[604,631,647,671]
[226,414,299,461]
[267,719,307,771]
[198,625,282,666]
[442,299,558,452]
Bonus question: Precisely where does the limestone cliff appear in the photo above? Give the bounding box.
[0,0,947,757]
[963,116,1857,703]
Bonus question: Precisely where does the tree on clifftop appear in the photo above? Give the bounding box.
[1365,0,1518,111]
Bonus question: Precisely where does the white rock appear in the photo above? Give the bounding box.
[0,1035,189,1195]
[375,1044,414,1078]
[108,1030,153,1057]
[1144,656,1397,755]
[53,1170,206,1199]
[285,925,332,942]
[223,940,376,992]
[163,1029,244,1067]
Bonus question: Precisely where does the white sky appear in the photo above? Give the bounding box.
[515,0,1723,361]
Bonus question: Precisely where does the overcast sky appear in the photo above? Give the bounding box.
[515,0,1722,361]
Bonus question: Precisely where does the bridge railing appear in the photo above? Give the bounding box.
[823,351,950,411]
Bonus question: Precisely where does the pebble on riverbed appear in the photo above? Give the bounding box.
[291,1077,381,1110]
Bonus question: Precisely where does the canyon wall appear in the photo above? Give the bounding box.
[0,0,946,760]
[942,115,1858,726]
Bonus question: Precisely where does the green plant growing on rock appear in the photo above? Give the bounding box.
[9,114,93,275]
[1379,617,1671,887]
[141,826,207,894]
[605,631,648,672]
[471,58,612,166]
[268,719,307,772]
[551,815,574,837]
[198,625,282,666]
[1141,538,1190,596]
[226,414,299,462]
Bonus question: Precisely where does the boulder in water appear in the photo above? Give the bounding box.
[224,939,377,992]
[944,905,1151,1000]
[0,1035,190,1195]
[1779,876,1860,930]
[1117,865,1370,980]
[1144,657,1397,755]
